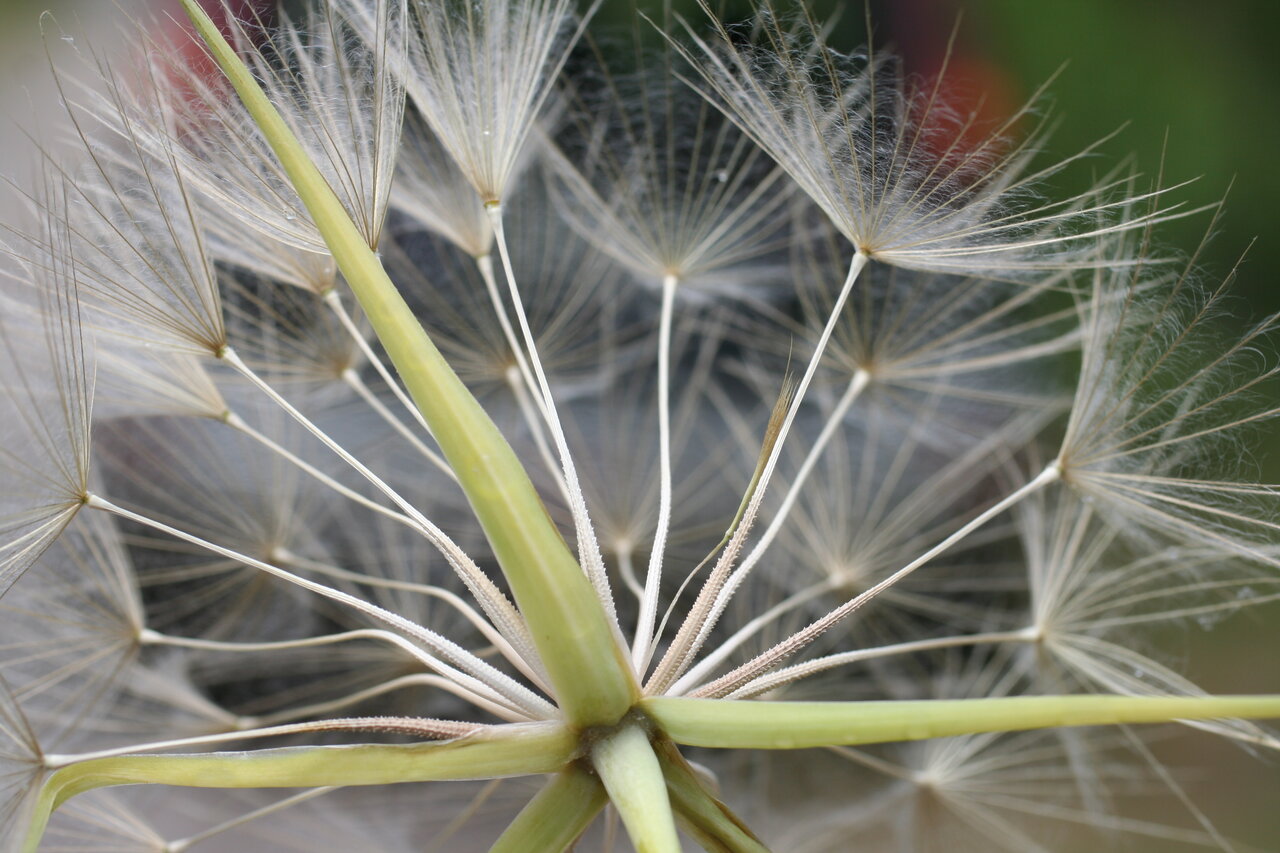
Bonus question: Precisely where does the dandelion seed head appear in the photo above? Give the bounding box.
[0,1,1277,849]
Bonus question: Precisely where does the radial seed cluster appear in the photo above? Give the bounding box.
[0,1,1276,851]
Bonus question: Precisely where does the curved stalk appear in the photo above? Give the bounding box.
[693,463,1060,698]
[182,0,637,727]
[342,367,455,480]
[89,494,550,721]
[324,289,455,479]
[486,204,619,632]
[648,252,868,693]
[23,723,575,853]
[632,273,679,671]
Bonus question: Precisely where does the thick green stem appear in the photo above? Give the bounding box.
[592,724,682,853]
[179,0,636,727]
[644,695,1280,750]
[488,765,608,853]
[22,723,575,853]
[656,740,769,853]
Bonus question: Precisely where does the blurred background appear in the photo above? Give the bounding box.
[0,0,1276,850]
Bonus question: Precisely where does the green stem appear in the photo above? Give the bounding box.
[656,740,769,853]
[179,0,636,727]
[488,765,608,853]
[591,724,682,853]
[22,723,575,853]
[644,695,1280,750]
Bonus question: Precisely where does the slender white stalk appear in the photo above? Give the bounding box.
[616,538,644,600]
[475,252,545,416]
[224,410,539,682]
[323,288,446,452]
[87,493,553,720]
[668,579,840,696]
[43,718,480,769]
[277,548,548,691]
[662,369,871,691]
[223,410,418,528]
[141,626,420,655]
[505,364,572,504]
[342,367,455,480]
[632,273,679,670]
[747,368,871,570]
[727,627,1040,699]
[648,252,867,693]
[246,674,499,727]
[220,346,529,662]
[140,631,522,715]
[486,203,618,629]
[166,788,336,852]
[692,464,1061,698]
[221,346,423,518]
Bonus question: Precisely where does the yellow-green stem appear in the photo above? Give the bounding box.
[22,724,575,853]
[591,723,682,853]
[179,0,636,727]
[645,695,1280,750]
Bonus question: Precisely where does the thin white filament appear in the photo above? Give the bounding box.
[87,493,553,721]
[691,463,1061,698]
[632,273,679,670]
[647,251,867,693]
[486,203,619,632]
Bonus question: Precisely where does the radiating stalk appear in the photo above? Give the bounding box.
[648,252,867,693]
[475,252,545,418]
[694,463,1060,698]
[276,549,546,689]
[727,627,1040,699]
[591,723,682,853]
[487,204,619,632]
[343,367,455,480]
[182,0,636,726]
[488,765,608,853]
[644,694,1280,750]
[505,364,573,504]
[87,494,550,721]
[324,288,454,478]
[166,788,336,852]
[222,409,419,528]
[633,273,679,671]
[665,368,871,692]
[668,579,838,696]
[22,723,575,853]
[245,674,508,728]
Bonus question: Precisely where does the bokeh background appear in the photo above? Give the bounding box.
[0,0,1276,850]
